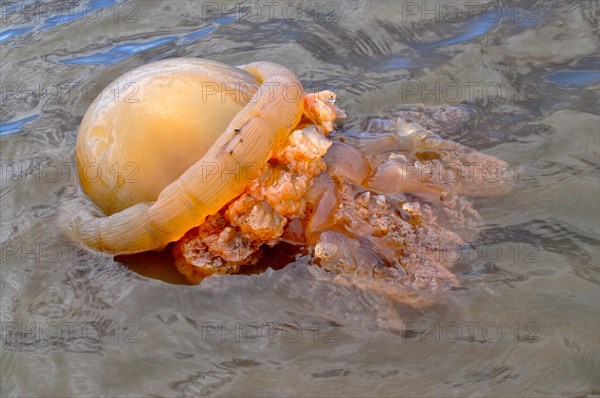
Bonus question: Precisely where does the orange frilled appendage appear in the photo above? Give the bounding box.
[172,96,513,307]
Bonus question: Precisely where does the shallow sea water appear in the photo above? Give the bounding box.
[1,1,599,397]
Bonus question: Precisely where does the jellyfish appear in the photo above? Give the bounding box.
[70,58,512,304]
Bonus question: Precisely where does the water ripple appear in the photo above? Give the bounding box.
[0,0,120,43]
[58,15,237,65]
[414,16,497,50]
[0,27,33,43]
[0,115,40,136]
[479,219,600,284]
[61,35,179,65]
[544,70,600,87]
[1,1,598,396]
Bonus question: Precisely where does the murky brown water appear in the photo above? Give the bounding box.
[1,1,599,396]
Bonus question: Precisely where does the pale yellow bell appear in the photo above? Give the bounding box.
[76,58,257,215]
[72,59,304,254]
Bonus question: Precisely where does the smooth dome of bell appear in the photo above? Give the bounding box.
[76,58,257,215]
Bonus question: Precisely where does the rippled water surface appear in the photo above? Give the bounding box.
[1,1,599,396]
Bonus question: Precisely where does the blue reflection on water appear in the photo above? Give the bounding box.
[180,26,216,45]
[413,5,540,51]
[544,70,600,87]
[414,16,496,50]
[61,36,179,65]
[0,115,40,136]
[40,0,119,31]
[177,14,237,45]
[377,53,449,71]
[213,14,238,25]
[377,57,415,70]
[0,0,119,42]
[0,27,32,43]
[59,13,237,66]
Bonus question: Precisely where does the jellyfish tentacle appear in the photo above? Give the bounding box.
[75,62,305,254]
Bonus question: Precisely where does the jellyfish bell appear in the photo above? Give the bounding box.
[77,58,258,215]
[72,59,305,254]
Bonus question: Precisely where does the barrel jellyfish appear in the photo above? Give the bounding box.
[70,58,512,305]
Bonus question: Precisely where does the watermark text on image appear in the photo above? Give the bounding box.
[199,321,339,343]
[1,81,140,107]
[1,239,539,267]
[199,1,340,23]
[399,81,539,104]
[1,80,539,109]
[317,241,540,266]
[0,160,139,185]
[1,321,139,344]
[0,158,539,186]
[1,1,139,24]
[398,1,540,23]
[401,321,539,343]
